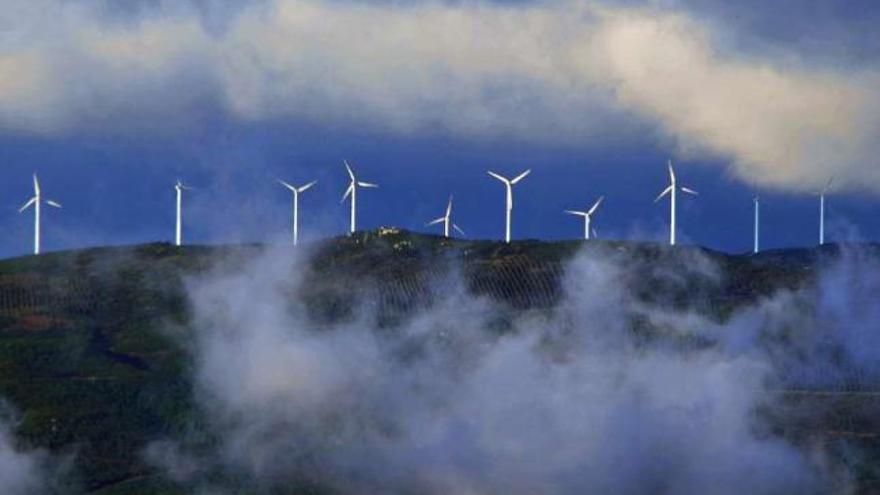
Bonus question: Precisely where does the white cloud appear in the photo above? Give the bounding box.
[0,0,877,192]
[586,7,880,192]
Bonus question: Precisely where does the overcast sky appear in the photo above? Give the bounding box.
[0,0,876,256]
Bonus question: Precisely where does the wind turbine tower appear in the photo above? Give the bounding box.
[654,160,697,246]
[565,196,604,240]
[341,160,378,234]
[279,179,317,246]
[174,179,192,247]
[753,195,760,254]
[819,178,833,245]
[427,195,465,238]
[487,169,531,243]
[19,174,61,255]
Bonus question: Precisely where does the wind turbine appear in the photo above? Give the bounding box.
[19,174,61,255]
[654,160,697,246]
[819,178,833,245]
[341,160,378,234]
[565,196,603,240]
[278,179,317,246]
[487,169,531,243]
[174,179,192,247]
[753,195,760,254]
[427,195,465,238]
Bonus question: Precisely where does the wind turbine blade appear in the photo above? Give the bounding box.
[18,197,36,213]
[823,177,834,194]
[680,186,698,195]
[510,169,531,184]
[341,184,353,202]
[344,160,355,181]
[446,196,453,217]
[427,217,445,226]
[487,171,508,183]
[453,224,466,236]
[297,180,317,193]
[667,160,676,183]
[654,185,673,202]
[357,181,378,188]
[46,200,61,208]
[588,196,604,215]
[564,210,588,217]
[33,174,40,195]
[592,228,598,239]
[278,179,296,192]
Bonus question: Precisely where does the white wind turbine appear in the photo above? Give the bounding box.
[654,160,697,246]
[19,174,61,255]
[565,196,603,240]
[174,179,193,247]
[487,169,531,243]
[278,179,317,246]
[818,178,833,246]
[427,195,465,238]
[341,160,378,234]
[753,195,760,254]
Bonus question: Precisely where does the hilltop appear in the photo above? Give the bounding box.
[0,230,876,493]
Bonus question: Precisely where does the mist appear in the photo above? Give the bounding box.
[137,243,880,493]
[0,405,47,495]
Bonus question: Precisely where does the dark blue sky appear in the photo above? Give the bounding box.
[0,119,873,258]
[0,0,877,257]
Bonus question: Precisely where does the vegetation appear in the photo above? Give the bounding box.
[0,231,873,493]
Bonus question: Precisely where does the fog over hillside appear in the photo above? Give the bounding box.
[0,237,876,492]
[138,242,880,493]
[0,404,48,495]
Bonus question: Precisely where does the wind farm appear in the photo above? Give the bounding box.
[0,140,866,495]
[0,100,874,495]
[0,159,856,256]
[1,1,879,493]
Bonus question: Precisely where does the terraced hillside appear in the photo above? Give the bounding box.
[0,230,876,493]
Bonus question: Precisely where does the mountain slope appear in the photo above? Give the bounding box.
[0,231,875,493]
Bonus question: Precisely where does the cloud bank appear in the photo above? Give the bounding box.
[1,0,878,191]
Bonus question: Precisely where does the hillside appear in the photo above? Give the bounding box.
[0,230,877,494]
